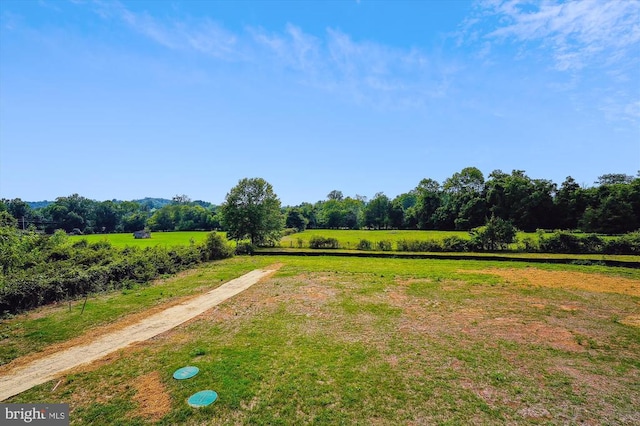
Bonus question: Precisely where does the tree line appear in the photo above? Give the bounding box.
[2,168,639,236]
[287,169,639,234]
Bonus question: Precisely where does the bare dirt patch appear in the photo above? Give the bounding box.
[482,318,585,352]
[132,371,171,422]
[464,268,640,297]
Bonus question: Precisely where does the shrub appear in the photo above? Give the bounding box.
[376,240,393,251]
[470,216,517,251]
[396,239,442,252]
[581,234,604,253]
[0,230,236,315]
[282,228,298,236]
[442,236,468,252]
[235,242,256,255]
[357,239,373,250]
[201,232,234,260]
[603,231,640,255]
[308,236,340,249]
[517,236,539,252]
[539,231,584,253]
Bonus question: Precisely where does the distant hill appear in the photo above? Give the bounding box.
[26,197,214,210]
[132,198,215,209]
[27,201,53,209]
[133,198,172,209]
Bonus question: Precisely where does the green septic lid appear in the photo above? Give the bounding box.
[173,366,199,380]
[188,390,218,407]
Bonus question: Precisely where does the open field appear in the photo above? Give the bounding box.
[2,256,639,424]
[280,229,618,248]
[68,231,223,248]
[281,229,471,248]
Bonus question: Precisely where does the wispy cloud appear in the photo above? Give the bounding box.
[91,0,239,59]
[477,0,640,72]
[83,1,456,109]
[251,24,456,108]
[462,0,640,124]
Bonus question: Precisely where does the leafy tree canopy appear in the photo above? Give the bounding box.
[220,178,284,246]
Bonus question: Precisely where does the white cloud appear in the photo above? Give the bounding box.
[83,1,456,110]
[92,0,239,59]
[476,0,640,72]
[464,0,640,124]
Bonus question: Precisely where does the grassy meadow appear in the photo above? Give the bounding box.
[3,256,639,424]
[73,229,611,250]
[280,229,471,249]
[69,231,221,248]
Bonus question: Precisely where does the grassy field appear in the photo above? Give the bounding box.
[280,229,616,249]
[3,256,639,424]
[280,229,471,248]
[70,229,621,254]
[68,231,221,248]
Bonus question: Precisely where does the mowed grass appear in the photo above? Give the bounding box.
[68,231,222,248]
[4,256,640,425]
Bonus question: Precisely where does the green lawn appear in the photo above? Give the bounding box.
[4,256,639,424]
[68,231,222,248]
[280,229,471,249]
[280,228,619,251]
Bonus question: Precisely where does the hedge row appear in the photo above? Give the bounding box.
[0,231,233,315]
[303,231,640,255]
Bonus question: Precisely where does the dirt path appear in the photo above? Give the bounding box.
[0,266,280,401]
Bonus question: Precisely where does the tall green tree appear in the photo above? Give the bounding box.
[285,208,308,231]
[221,178,284,246]
[364,192,390,229]
[412,178,441,229]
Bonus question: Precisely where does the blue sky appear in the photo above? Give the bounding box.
[1,0,638,206]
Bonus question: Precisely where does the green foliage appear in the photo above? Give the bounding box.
[309,236,340,249]
[357,239,372,250]
[221,178,284,246]
[539,231,598,254]
[235,242,256,255]
[517,235,539,252]
[282,228,298,236]
[602,231,640,255]
[0,228,233,315]
[470,216,517,251]
[442,235,469,252]
[202,232,234,261]
[285,208,308,232]
[364,192,391,229]
[0,211,18,228]
[376,240,393,251]
[147,204,216,231]
[396,239,443,252]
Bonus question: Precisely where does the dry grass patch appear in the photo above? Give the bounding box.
[466,267,640,297]
[131,371,171,422]
[7,258,640,424]
[620,311,640,328]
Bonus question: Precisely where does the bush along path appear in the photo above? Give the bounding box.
[0,265,281,401]
[0,229,234,315]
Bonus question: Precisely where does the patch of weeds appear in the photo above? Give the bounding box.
[189,347,206,357]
